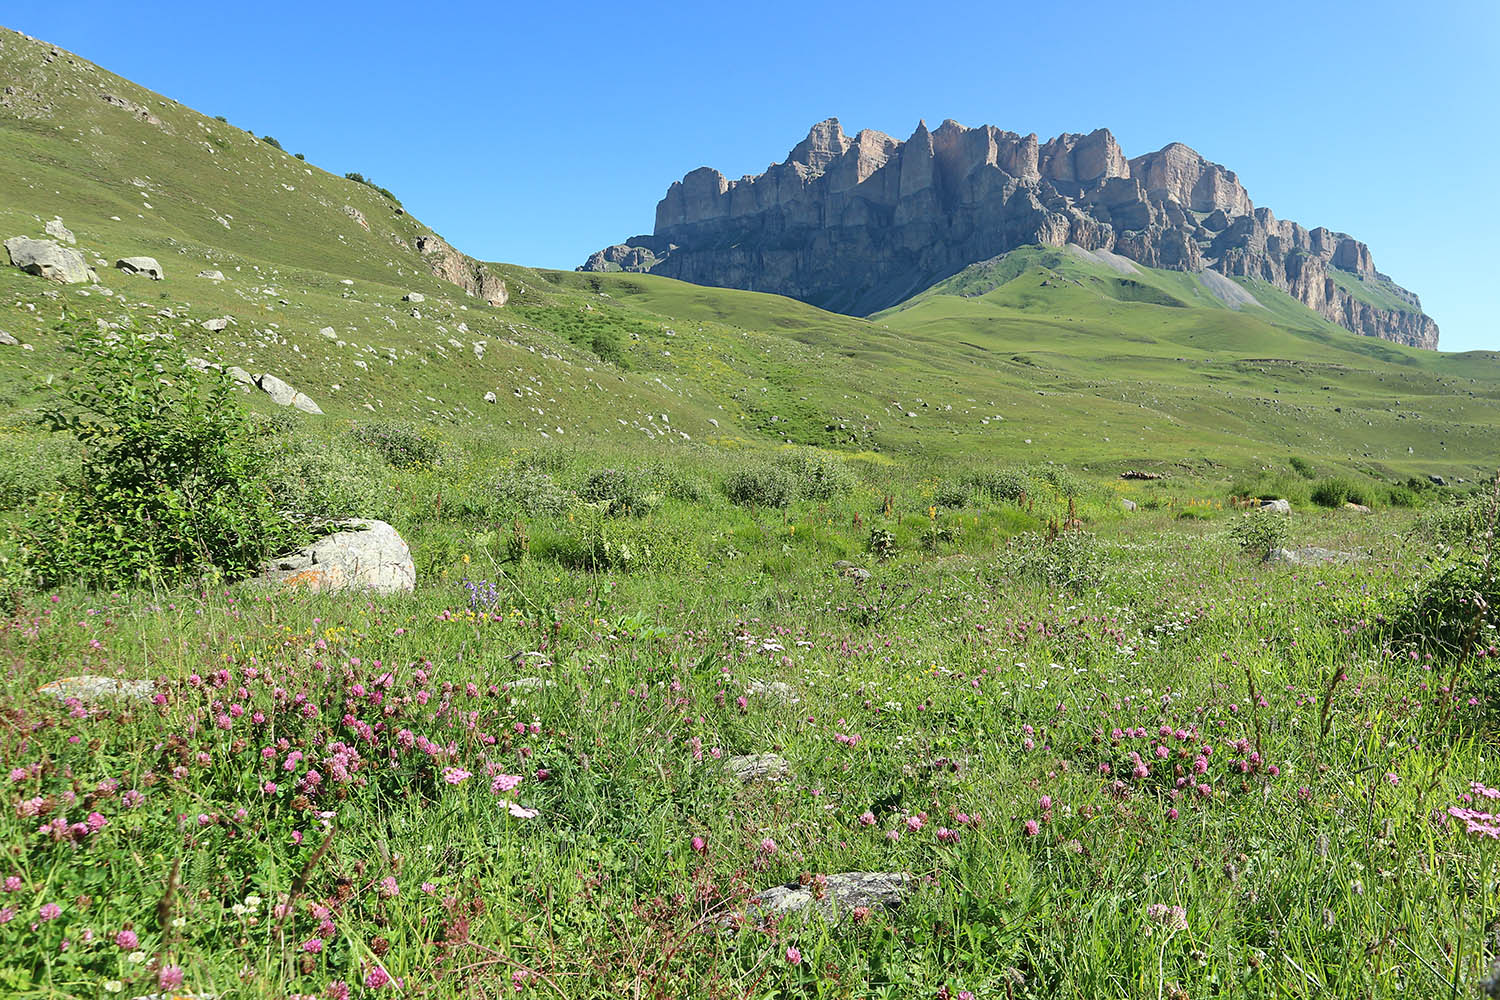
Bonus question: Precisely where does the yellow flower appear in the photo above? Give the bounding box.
[462,553,471,565]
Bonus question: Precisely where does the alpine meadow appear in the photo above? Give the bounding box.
[2,17,1500,1000]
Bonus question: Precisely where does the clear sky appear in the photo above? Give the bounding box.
[9,1,1497,351]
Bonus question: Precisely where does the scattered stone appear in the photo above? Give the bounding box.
[1121,498,1138,512]
[1342,502,1373,514]
[1429,474,1447,487]
[256,373,322,414]
[744,872,911,924]
[0,330,18,346]
[1259,498,1291,514]
[225,366,255,385]
[201,316,231,332]
[1120,470,1165,480]
[506,677,556,694]
[1269,546,1363,566]
[5,236,94,283]
[404,292,425,303]
[38,675,157,704]
[724,753,790,783]
[115,256,164,280]
[319,326,337,340]
[746,679,798,704]
[197,269,226,281]
[483,391,497,404]
[832,560,871,581]
[44,217,75,244]
[259,519,415,595]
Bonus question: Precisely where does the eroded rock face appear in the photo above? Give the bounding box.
[415,234,507,306]
[260,519,415,595]
[583,118,1438,348]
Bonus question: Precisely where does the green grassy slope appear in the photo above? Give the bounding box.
[0,26,1496,489]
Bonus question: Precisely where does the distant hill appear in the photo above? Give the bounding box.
[583,118,1439,349]
[1,27,1497,486]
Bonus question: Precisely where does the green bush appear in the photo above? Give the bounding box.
[1387,485,1423,509]
[262,135,282,150]
[0,435,76,510]
[349,420,443,469]
[15,332,304,588]
[263,434,389,528]
[1421,490,1497,547]
[1038,466,1091,500]
[968,467,1031,503]
[933,480,970,508]
[490,465,570,515]
[1228,509,1290,559]
[1310,477,1368,508]
[1001,530,1104,593]
[725,466,796,509]
[578,467,655,515]
[773,449,855,501]
[1289,456,1316,479]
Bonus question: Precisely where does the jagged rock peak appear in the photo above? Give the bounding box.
[588,117,1437,349]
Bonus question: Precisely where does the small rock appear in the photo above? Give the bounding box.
[201,316,231,332]
[404,292,425,303]
[1269,546,1362,566]
[44,217,75,244]
[0,330,18,346]
[744,872,911,924]
[225,366,255,385]
[1342,502,1372,514]
[1259,498,1291,514]
[256,373,322,414]
[38,675,157,704]
[115,256,164,280]
[723,753,789,783]
[319,326,337,340]
[197,269,226,281]
[1428,474,1447,487]
[1121,498,1138,512]
[259,519,415,595]
[483,391,497,403]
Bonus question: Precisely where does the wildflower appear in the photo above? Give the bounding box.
[115,930,138,949]
[39,902,61,921]
[365,966,391,989]
[1024,819,1040,837]
[1038,795,1052,811]
[103,981,123,993]
[303,937,324,953]
[935,827,959,843]
[3,876,21,892]
[379,877,399,898]
[326,979,350,1000]
[421,882,437,894]
[158,966,185,990]
[442,767,472,785]
[785,945,802,965]
[1145,903,1188,931]
[760,837,777,855]
[691,836,706,853]
[858,811,876,827]
[491,774,523,794]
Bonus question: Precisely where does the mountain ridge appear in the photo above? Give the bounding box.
[583,117,1439,349]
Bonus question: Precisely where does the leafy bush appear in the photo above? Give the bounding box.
[725,466,796,509]
[867,527,898,561]
[1001,530,1104,593]
[0,436,76,510]
[263,434,389,528]
[1311,477,1368,508]
[1038,467,1091,500]
[15,332,304,588]
[1387,485,1422,509]
[1228,509,1290,559]
[1421,491,1497,547]
[1395,480,1498,661]
[1289,456,1316,479]
[343,171,401,205]
[577,467,655,515]
[773,449,855,501]
[969,467,1032,503]
[349,420,443,469]
[933,480,970,508]
[490,466,570,516]
[262,135,282,150]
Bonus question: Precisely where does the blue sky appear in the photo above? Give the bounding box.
[10,1,1497,350]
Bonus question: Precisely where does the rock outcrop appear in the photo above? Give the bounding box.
[583,118,1438,349]
[414,234,508,306]
[5,236,94,283]
[259,519,415,595]
[115,256,163,279]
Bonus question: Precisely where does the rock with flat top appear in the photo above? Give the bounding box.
[744,872,912,924]
[256,373,322,414]
[259,519,415,595]
[115,256,163,279]
[38,675,157,705]
[724,753,789,783]
[1259,498,1291,514]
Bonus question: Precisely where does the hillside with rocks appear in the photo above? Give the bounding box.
[583,118,1440,349]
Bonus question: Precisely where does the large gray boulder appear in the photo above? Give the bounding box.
[260,519,415,595]
[5,236,94,283]
[256,373,322,414]
[115,256,164,279]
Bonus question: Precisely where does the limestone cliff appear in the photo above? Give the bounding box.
[583,119,1437,349]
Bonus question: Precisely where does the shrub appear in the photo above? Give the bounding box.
[1289,456,1316,479]
[725,466,796,509]
[1038,466,1091,501]
[15,331,303,588]
[490,466,569,516]
[933,480,970,508]
[1310,477,1367,508]
[1001,530,1104,593]
[577,467,654,515]
[967,467,1031,503]
[349,420,443,469]
[774,449,855,501]
[262,135,282,149]
[1228,509,1290,559]
[0,436,76,510]
[1421,491,1496,547]
[867,527,898,561]
[1387,485,1422,509]
[1393,558,1498,661]
[263,435,389,528]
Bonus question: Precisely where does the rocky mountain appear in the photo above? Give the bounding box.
[583,119,1438,349]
